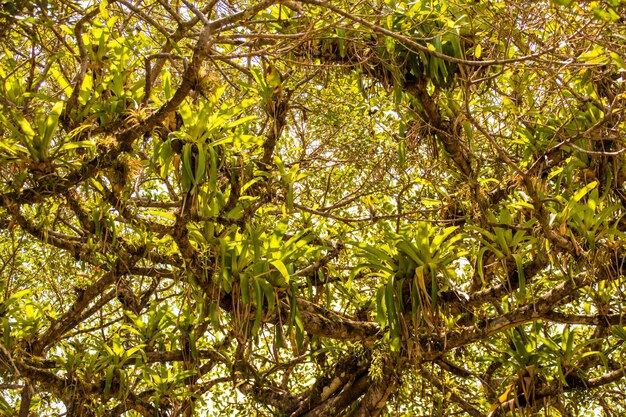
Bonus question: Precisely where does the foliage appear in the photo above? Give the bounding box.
[1,0,626,415]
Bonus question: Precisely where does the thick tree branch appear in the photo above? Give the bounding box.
[296,299,380,341]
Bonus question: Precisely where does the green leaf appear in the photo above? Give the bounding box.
[386,276,396,332]
[181,143,194,191]
[294,311,305,350]
[357,243,397,266]
[104,364,116,394]
[195,142,206,184]
[375,286,387,326]
[573,181,597,202]
[397,141,406,167]
[396,240,426,265]
[240,273,250,305]
[40,101,64,160]
[275,325,286,349]
[15,114,39,160]
[432,226,459,248]
[56,140,95,154]
[258,278,275,314]
[265,62,282,88]
[513,253,526,302]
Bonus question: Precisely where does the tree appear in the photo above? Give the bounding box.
[1,0,625,415]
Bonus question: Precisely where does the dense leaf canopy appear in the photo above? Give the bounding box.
[1,0,626,415]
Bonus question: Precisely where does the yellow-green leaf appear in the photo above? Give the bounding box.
[475,43,482,59]
[270,259,290,285]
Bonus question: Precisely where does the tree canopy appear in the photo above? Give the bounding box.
[1,0,626,415]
